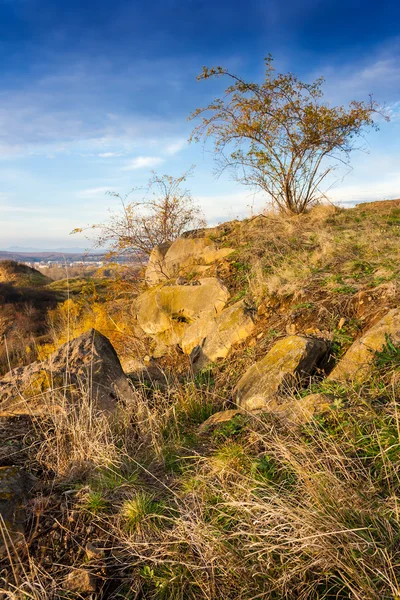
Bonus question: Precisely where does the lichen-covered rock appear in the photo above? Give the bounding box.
[274,393,332,424]
[0,466,35,556]
[135,278,230,346]
[329,309,400,382]
[145,237,235,283]
[182,300,256,370]
[0,329,136,416]
[234,335,327,411]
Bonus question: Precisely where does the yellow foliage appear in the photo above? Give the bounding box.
[38,294,140,362]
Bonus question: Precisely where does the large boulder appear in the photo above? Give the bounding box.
[123,357,168,390]
[234,335,327,411]
[145,242,172,286]
[135,279,230,348]
[0,466,35,556]
[0,329,136,416]
[329,309,400,383]
[145,237,235,284]
[135,286,173,336]
[181,300,256,370]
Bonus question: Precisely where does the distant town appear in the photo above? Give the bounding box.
[25,259,107,269]
[0,250,142,282]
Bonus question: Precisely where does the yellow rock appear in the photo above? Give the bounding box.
[180,319,214,355]
[135,286,172,335]
[145,237,235,283]
[182,300,255,369]
[202,245,235,264]
[145,242,172,285]
[152,323,188,356]
[328,308,400,382]
[234,335,327,411]
[135,278,230,342]
[64,569,97,593]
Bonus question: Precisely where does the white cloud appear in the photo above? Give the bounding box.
[122,156,165,171]
[98,152,124,158]
[387,101,400,121]
[328,177,400,206]
[311,41,400,106]
[78,186,112,198]
[164,139,187,155]
[0,66,183,160]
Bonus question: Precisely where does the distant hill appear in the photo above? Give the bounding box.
[0,249,104,262]
[5,246,104,254]
[0,260,52,287]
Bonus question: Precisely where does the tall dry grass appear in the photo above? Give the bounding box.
[111,389,400,599]
[2,350,400,599]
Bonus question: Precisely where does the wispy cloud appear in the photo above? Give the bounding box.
[98,152,124,158]
[387,101,400,121]
[164,138,187,155]
[311,40,400,105]
[78,186,112,198]
[329,176,400,206]
[0,54,194,160]
[122,156,165,171]
[0,204,48,214]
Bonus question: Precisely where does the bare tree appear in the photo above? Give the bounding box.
[190,56,388,214]
[73,168,206,260]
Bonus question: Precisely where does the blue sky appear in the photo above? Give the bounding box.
[0,0,399,249]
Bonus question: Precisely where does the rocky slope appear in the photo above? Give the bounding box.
[0,200,400,598]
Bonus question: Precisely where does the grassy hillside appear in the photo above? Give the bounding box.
[0,259,52,287]
[47,276,111,296]
[1,200,400,599]
[0,282,60,375]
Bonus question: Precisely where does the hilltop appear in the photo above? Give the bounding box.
[0,259,52,287]
[0,261,59,375]
[0,199,400,599]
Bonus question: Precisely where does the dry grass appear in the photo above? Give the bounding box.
[2,367,400,599]
[108,382,400,599]
[2,200,400,598]
[243,203,400,303]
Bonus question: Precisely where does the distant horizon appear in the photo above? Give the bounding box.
[2,195,400,250]
[0,245,101,253]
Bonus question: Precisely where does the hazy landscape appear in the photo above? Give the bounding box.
[1,0,400,598]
